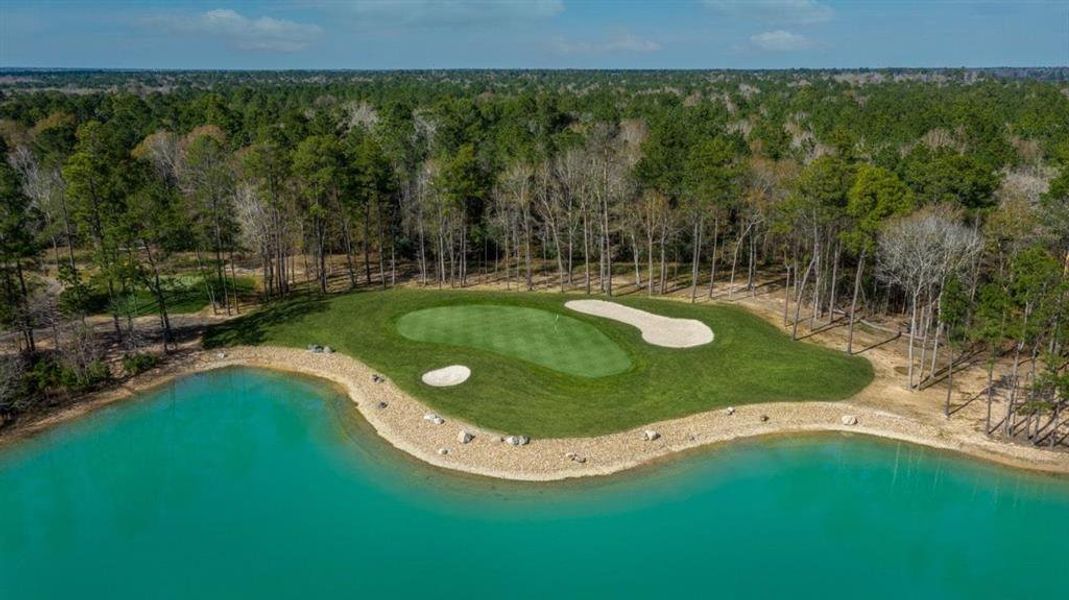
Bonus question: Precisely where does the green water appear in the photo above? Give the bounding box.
[2,368,1066,599]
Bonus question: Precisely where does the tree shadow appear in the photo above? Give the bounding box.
[948,387,987,416]
[203,294,330,348]
[793,315,848,341]
[852,331,902,355]
[918,348,985,390]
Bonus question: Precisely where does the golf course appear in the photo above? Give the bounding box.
[205,289,874,437]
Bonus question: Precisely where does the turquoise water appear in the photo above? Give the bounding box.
[2,368,1067,599]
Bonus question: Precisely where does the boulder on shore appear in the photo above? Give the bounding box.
[457,430,474,444]
[841,415,859,426]
[565,451,587,464]
[437,448,449,456]
[725,406,736,415]
[505,435,530,446]
[423,413,445,425]
[643,430,661,442]
[759,414,770,423]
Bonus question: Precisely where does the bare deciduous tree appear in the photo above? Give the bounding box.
[878,206,982,389]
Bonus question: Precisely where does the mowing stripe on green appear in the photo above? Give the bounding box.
[397,305,631,378]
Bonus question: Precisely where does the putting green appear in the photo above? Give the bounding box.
[205,290,875,437]
[397,305,631,378]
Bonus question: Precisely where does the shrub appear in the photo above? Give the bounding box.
[122,353,159,377]
[81,360,112,389]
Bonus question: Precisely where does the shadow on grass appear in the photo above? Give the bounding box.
[203,293,329,348]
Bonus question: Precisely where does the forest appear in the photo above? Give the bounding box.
[0,69,1067,446]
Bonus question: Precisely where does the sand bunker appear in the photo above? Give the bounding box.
[565,300,714,348]
[421,365,471,387]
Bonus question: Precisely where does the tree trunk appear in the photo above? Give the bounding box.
[379,205,388,289]
[748,228,757,298]
[363,202,373,286]
[631,231,641,287]
[728,228,745,300]
[141,240,172,351]
[985,347,996,434]
[343,223,357,288]
[827,240,841,323]
[690,215,703,303]
[846,250,865,354]
[708,215,719,298]
[917,301,931,385]
[647,229,655,297]
[658,225,667,296]
[583,213,591,294]
[928,320,944,386]
[907,290,920,390]
[602,195,613,297]
[14,261,36,353]
[783,259,791,326]
[792,257,815,340]
[944,347,954,417]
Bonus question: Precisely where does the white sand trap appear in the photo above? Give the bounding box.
[565,300,714,348]
[421,365,471,387]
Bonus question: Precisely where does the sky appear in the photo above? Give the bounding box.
[1,1,1067,69]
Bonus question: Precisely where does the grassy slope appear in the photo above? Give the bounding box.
[397,305,631,378]
[205,289,874,437]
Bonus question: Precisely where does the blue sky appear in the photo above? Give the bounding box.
[1,1,1066,69]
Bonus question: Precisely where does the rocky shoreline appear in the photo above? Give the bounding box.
[3,345,1067,480]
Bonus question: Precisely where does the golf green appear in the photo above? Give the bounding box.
[397,305,631,378]
[205,290,874,437]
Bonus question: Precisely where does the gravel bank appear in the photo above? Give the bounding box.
[6,346,1065,480]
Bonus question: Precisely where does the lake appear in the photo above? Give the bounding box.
[2,367,1066,598]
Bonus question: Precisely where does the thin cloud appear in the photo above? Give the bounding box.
[551,32,662,55]
[749,30,815,51]
[144,9,322,52]
[705,0,834,25]
[308,0,564,28]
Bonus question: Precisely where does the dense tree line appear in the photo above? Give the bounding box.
[1,70,1066,446]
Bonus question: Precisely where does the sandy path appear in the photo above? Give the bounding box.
[5,346,1066,481]
[565,299,714,348]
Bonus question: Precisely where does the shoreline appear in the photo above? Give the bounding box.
[3,345,1067,480]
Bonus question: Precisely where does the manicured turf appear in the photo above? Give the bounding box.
[397,305,631,378]
[205,289,875,438]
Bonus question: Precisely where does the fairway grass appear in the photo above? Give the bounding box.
[398,305,631,378]
[205,289,875,437]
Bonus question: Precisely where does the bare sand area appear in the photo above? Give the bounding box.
[421,365,471,387]
[5,346,1066,480]
[565,299,714,348]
